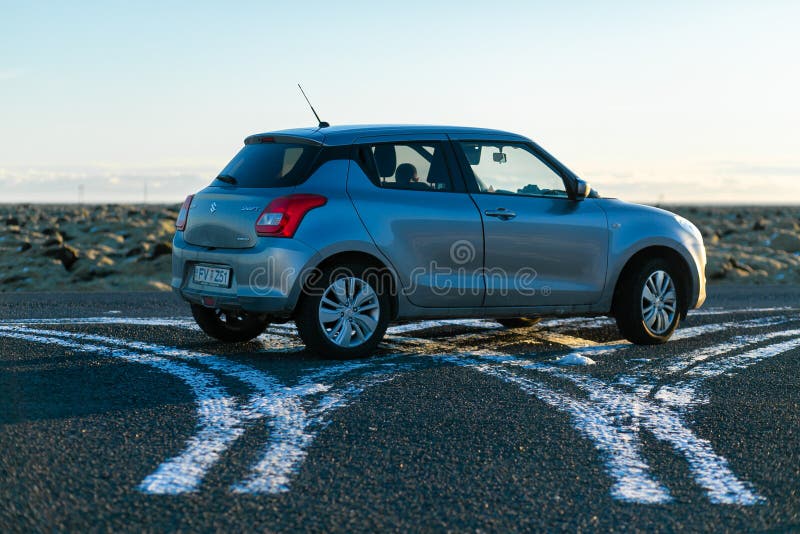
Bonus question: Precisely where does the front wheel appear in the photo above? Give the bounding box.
[294,262,390,359]
[191,305,270,343]
[614,258,682,345]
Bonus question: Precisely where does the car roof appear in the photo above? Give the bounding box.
[246,124,532,146]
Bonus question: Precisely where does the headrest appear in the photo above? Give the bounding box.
[395,163,416,185]
[373,145,396,178]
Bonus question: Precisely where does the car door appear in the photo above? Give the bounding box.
[347,134,485,308]
[450,135,609,307]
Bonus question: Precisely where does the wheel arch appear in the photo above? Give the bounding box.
[295,249,400,320]
[611,245,694,318]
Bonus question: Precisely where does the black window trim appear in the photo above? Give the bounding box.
[305,144,352,178]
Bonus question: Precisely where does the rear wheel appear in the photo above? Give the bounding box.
[295,262,390,359]
[191,305,270,343]
[495,317,542,329]
[614,258,681,344]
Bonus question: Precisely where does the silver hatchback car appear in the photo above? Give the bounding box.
[172,125,706,358]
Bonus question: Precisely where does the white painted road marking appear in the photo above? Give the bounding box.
[439,354,673,504]
[545,368,764,504]
[0,307,798,503]
[0,325,412,494]
[0,327,250,494]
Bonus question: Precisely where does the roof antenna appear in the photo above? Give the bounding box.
[297,84,330,128]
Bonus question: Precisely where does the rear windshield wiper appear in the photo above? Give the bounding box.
[216,174,237,185]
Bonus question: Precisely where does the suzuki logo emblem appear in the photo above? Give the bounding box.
[210,202,217,214]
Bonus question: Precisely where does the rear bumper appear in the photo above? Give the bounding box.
[171,232,321,315]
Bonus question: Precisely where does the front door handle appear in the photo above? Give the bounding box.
[484,209,517,220]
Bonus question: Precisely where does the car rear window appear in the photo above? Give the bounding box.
[212,142,321,188]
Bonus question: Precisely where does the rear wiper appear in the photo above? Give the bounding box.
[216,174,237,185]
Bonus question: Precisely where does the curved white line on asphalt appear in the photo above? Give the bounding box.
[525,307,798,330]
[232,366,409,494]
[671,316,792,341]
[656,333,800,411]
[0,317,301,345]
[543,316,792,375]
[437,354,672,504]
[0,317,199,328]
[545,369,764,505]
[224,359,412,493]
[686,335,800,380]
[1,325,415,494]
[384,313,792,503]
[2,308,795,501]
[387,319,503,334]
[0,305,793,329]
[0,326,315,493]
[389,315,792,365]
[228,360,410,494]
[661,327,800,379]
[430,317,799,505]
[0,327,249,495]
[690,306,797,317]
[515,325,800,505]
[252,311,797,501]
[610,317,800,398]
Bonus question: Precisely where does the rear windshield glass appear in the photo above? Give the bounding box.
[212,143,320,188]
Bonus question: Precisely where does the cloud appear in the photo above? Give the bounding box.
[0,164,213,203]
[714,162,800,177]
[581,164,800,204]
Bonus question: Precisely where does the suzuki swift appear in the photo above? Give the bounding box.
[172,125,706,359]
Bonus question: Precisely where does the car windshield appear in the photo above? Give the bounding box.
[212,142,320,188]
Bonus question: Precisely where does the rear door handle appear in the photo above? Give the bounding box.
[484,209,516,220]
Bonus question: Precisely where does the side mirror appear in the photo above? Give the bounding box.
[574,179,591,201]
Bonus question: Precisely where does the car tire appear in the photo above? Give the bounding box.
[495,317,542,329]
[191,304,270,343]
[295,261,390,359]
[614,258,682,345]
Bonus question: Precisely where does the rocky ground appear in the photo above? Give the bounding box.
[0,204,177,292]
[671,205,800,284]
[0,203,798,292]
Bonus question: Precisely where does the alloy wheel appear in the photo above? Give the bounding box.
[641,270,677,335]
[318,277,380,347]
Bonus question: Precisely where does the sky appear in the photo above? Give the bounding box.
[2,0,799,204]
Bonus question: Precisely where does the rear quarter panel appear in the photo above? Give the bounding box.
[290,159,399,303]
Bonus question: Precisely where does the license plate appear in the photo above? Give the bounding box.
[193,265,231,287]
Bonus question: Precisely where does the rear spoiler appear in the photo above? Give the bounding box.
[244,134,323,146]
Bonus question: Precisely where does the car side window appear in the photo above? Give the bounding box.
[457,142,568,198]
[357,142,454,192]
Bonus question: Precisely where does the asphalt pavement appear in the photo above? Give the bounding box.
[1,285,799,532]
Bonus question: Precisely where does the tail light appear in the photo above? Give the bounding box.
[175,194,194,231]
[255,194,327,238]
